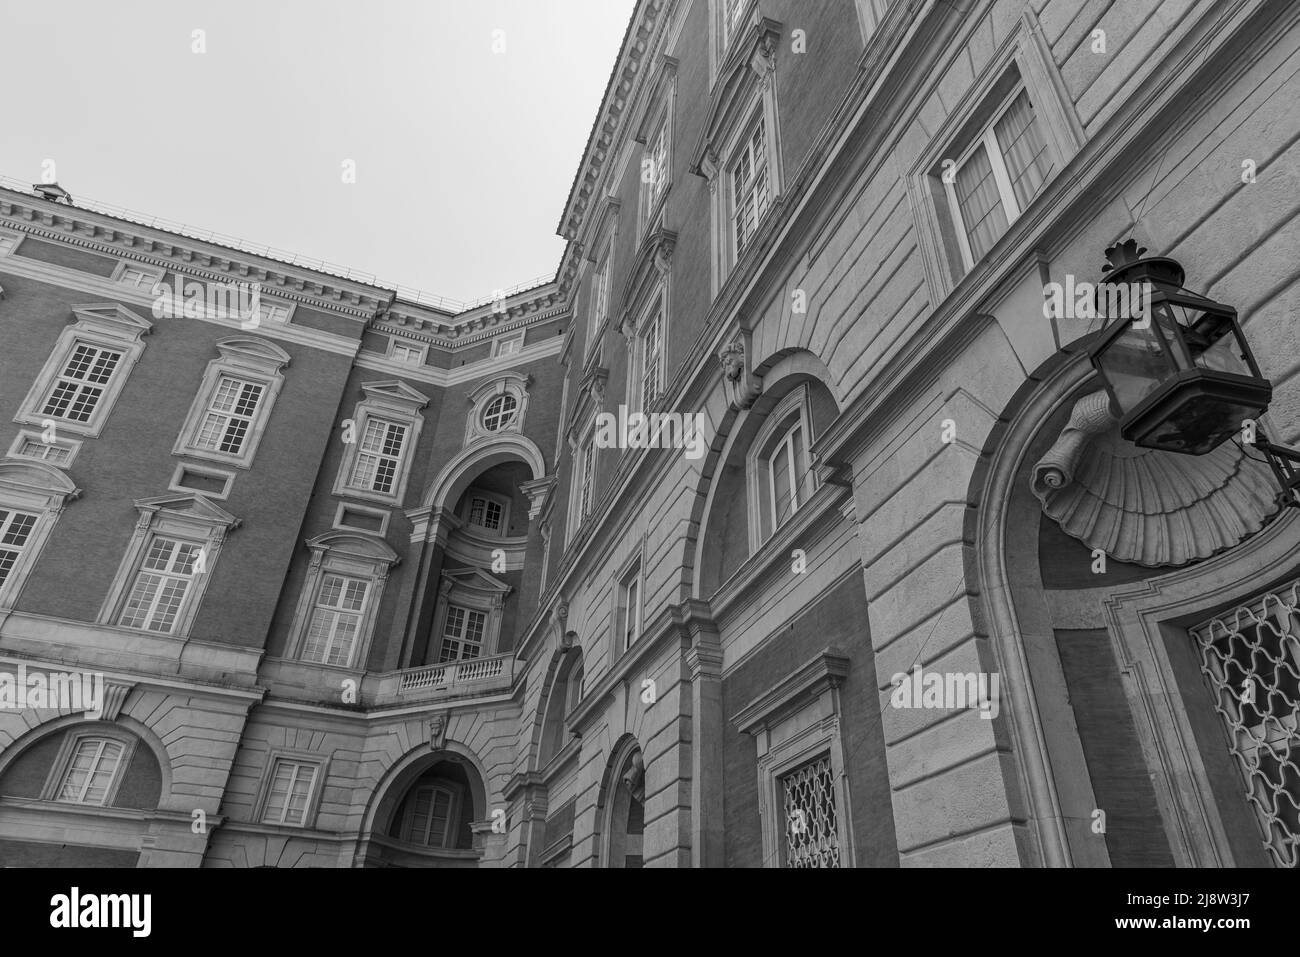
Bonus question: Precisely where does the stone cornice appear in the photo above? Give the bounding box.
[557,0,673,242]
[0,189,389,319]
[731,648,851,736]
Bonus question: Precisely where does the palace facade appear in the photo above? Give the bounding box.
[1,0,1299,867]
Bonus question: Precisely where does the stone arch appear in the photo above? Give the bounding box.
[966,339,1298,867]
[0,710,174,810]
[423,433,547,514]
[592,732,644,869]
[688,348,842,598]
[527,642,585,773]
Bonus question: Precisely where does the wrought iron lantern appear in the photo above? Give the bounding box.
[1088,239,1300,507]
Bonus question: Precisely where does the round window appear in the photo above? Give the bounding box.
[482,393,518,432]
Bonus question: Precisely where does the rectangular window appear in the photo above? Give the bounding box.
[300,573,370,667]
[391,341,425,365]
[722,0,746,48]
[640,307,663,411]
[945,87,1053,267]
[578,436,596,521]
[0,235,17,256]
[118,266,159,289]
[258,302,291,324]
[0,509,39,589]
[403,785,459,848]
[468,496,503,532]
[588,256,609,355]
[780,753,842,868]
[262,759,318,826]
[641,119,669,225]
[56,738,125,806]
[40,343,123,423]
[439,604,487,662]
[193,375,264,455]
[616,564,642,654]
[15,439,73,465]
[768,418,806,526]
[731,115,771,256]
[349,417,408,494]
[493,333,524,358]
[117,536,202,633]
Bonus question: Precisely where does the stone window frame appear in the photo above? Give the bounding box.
[622,279,668,416]
[333,380,430,507]
[906,11,1084,298]
[464,372,531,447]
[492,331,525,359]
[172,336,291,469]
[566,416,598,544]
[692,16,783,294]
[14,303,153,439]
[97,494,240,638]
[0,460,80,610]
[0,227,25,257]
[284,531,400,671]
[397,782,465,848]
[633,55,679,242]
[431,567,512,662]
[41,727,139,807]
[111,261,164,291]
[6,428,82,469]
[331,501,392,537]
[168,461,236,501]
[253,751,328,829]
[733,649,854,868]
[388,338,428,367]
[585,198,620,364]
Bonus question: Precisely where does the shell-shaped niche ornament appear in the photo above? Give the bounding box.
[1031,391,1281,567]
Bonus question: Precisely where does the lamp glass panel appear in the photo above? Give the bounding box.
[1179,306,1255,377]
[1095,320,1170,415]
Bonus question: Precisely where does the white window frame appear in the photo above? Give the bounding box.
[15,303,153,439]
[0,460,80,610]
[942,81,1048,271]
[492,332,525,359]
[428,569,511,664]
[388,338,428,366]
[99,495,239,638]
[464,373,530,446]
[461,488,511,537]
[639,112,671,237]
[285,531,399,671]
[746,385,816,550]
[587,250,612,360]
[626,288,667,416]
[112,262,164,291]
[331,501,392,537]
[6,429,82,469]
[333,381,429,506]
[567,422,597,542]
[115,534,206,633]
[612,551,644,657]
[255,753,325,828]
[173,336,290,469]
[399,782,464,848]
[42,730,137,808]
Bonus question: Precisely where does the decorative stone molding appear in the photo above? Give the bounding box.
[428,713,447,751]
[717,334,762,410]
[100,680,134,721]
[1031,391,1280,567]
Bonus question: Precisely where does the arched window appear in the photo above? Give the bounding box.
[747,385,816,546]
[538,650,584,768]
[603,745,645,868]
[399,783,463,848]
[482,393,518,432]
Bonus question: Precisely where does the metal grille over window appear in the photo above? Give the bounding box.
[1191,581,1300,868]
[780,753,841,868]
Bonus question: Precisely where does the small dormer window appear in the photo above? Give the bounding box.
[482,394,518,432]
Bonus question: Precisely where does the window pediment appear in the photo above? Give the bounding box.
[0,460,80,510]
[439,566,512,602]
[133,493,240,532]
[214,335,291,375]
[305,530,400,567]
[691,17,783,181]
[67,303,154,342]
[360,380,431,415]
[617,228,676,338]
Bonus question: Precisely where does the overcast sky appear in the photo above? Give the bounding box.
[0,0,635,307]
